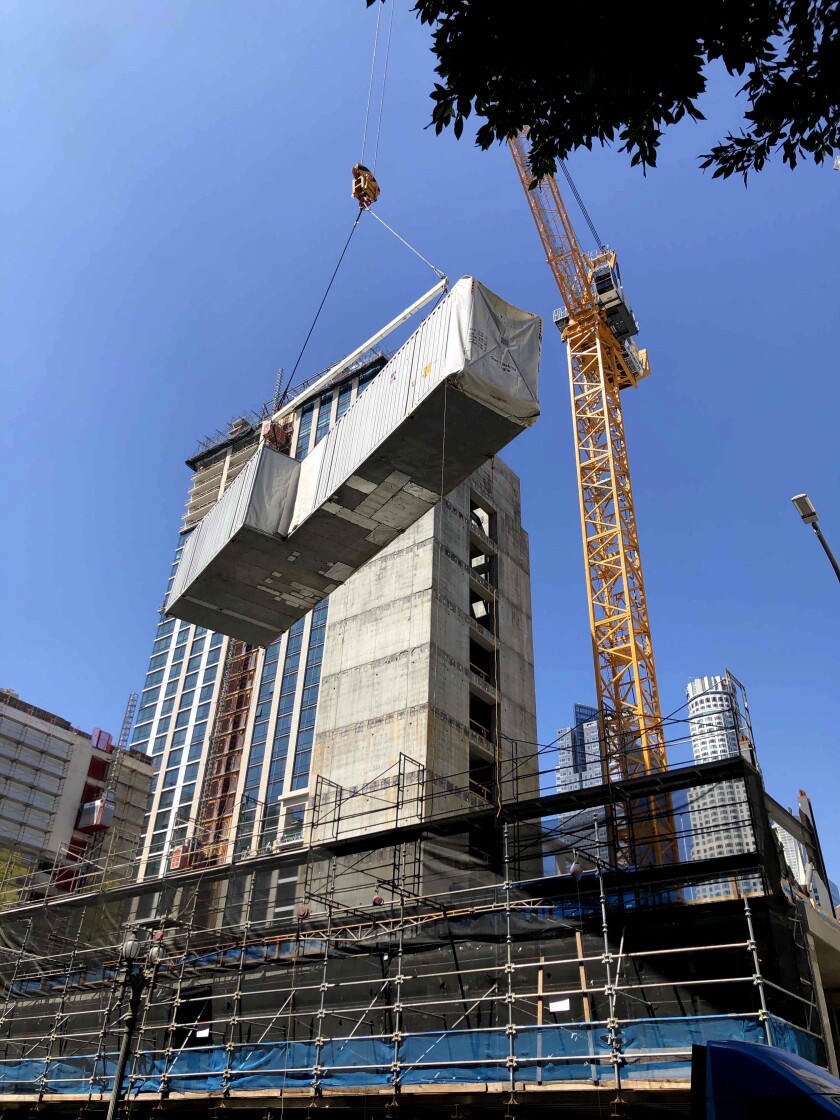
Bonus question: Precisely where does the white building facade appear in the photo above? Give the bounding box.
[686,674,761,900]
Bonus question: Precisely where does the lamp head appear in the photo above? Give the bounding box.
[121,933,141,962]
[146,943,165,965]
[792,494,819,525]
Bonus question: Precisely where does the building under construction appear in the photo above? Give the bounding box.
[1,300,839,1115]
[0,738,838,1118]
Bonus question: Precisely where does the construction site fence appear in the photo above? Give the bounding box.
[0,1015,822,1097]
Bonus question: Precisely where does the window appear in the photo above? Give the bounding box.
[132,720,153,741]
[259,618,306,843]
[336,381,353,421]
[290,601,328,791]
[153,808,171,832]
[178,783,195,806]
[295,403,315,460]
[190,721,208,745]
[147,831,169,856]
[314,391,334,445]
[283,805,306,844]
[136,700,158,724]
[357,366,379,395]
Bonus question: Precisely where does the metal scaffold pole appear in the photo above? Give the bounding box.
[312,855,337,1096]
[743,894,773,1046]
[595,816,623,1094]
[503,824,517,1101]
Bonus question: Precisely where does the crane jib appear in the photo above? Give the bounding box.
[508,134,675,869]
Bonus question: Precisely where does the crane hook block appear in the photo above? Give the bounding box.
[352,163,380,208]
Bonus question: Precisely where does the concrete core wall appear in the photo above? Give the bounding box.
[310,457,539,881]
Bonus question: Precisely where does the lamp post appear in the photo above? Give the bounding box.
[791,494,840,584]
[105,931,164,1120]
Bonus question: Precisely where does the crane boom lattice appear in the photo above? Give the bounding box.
[509,137,676,867]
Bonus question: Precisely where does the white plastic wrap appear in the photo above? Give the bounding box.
[292,277,540,528]
[165,277,541,645]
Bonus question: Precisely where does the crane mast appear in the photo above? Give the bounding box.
[510,136,676,868]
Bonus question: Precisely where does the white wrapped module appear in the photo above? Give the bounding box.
[166,277,541,645]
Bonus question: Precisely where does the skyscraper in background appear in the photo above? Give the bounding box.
[552,703,606,871]
[685,673,761,900]
[131,354,540,925]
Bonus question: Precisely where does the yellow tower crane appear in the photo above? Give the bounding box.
[509,135,677,868]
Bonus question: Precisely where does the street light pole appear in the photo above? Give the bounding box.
[105,931,164,1120]
[791,494,840,585]
[105,970,145,1120]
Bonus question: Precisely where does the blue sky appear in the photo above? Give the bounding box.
[3,2,838,874]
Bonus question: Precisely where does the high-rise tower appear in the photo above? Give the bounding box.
[685,673,761,900]
[131,355,540,924]
[553,704,605,869]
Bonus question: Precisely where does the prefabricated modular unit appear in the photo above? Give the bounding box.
[165,277,542,646]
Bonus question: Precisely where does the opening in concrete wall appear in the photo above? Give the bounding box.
[469,493,496,540]
[469,587,496,636]
[469,693,495,743]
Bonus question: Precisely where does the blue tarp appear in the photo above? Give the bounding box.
[0,1014,824,1095]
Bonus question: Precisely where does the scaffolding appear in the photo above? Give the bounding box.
[0,746,836,1115]
[194,640,259,869]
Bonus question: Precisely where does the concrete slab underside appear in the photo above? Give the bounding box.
[173,384,524,646]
